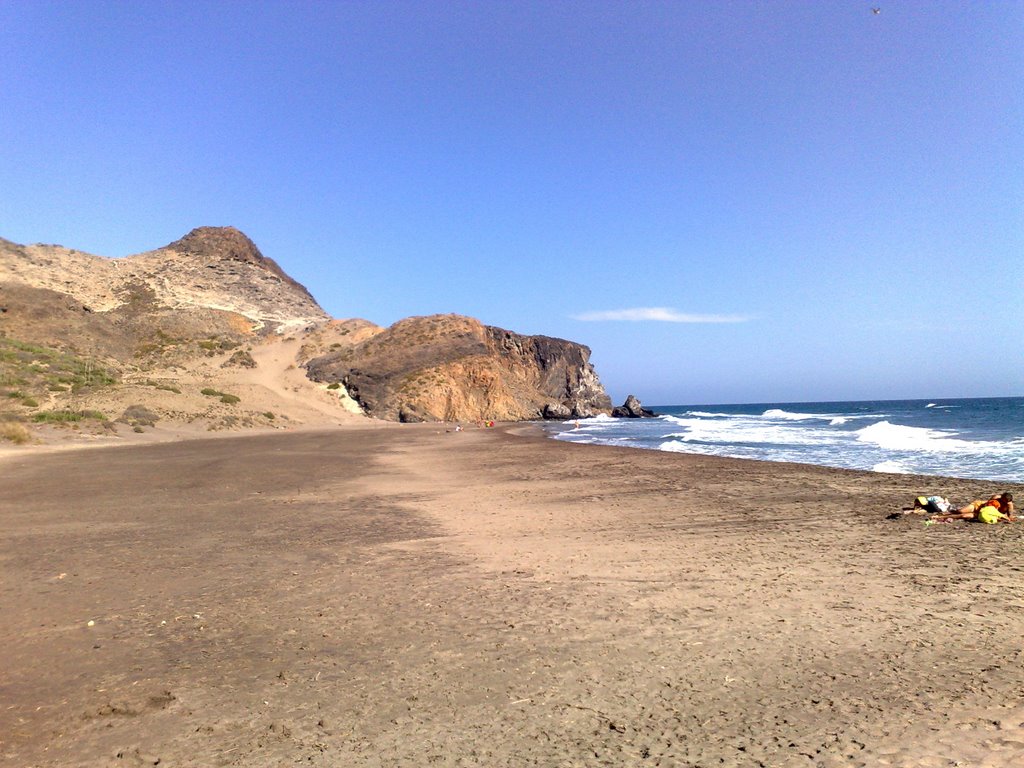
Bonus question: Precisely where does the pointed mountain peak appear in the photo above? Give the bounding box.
[166,226,265,264]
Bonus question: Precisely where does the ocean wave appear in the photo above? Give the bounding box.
[855,421,980,453]
[762,408,825,420]
[668,409,883,427]
[655,438,729,456]
[662,422,840,447]
[872,459,911,474]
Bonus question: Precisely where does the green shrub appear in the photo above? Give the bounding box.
[21,397,38,407]
[199,387,238,404]
[33,410,82,423]
[327,382,341,390]
[263,411,275,420]
[32,409,106,423]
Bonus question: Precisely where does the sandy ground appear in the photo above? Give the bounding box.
[2,424,1024,767]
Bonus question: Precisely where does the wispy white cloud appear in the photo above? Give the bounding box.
[571,307,753,323]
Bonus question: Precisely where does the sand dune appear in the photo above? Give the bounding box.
[2,425,1022,767]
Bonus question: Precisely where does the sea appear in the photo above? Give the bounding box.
[545,397,1024,483]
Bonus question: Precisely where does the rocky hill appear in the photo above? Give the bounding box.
[305,314,610,422]
[0,227,328,335]
[0,227,612,440]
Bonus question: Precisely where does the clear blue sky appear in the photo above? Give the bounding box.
[2,1,1021,405]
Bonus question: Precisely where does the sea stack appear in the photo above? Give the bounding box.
[612,394,656,418]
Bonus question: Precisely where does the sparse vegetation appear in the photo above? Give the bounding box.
[134,329,182,358]
[143,379,182,394]
[0,419,31,444]
[221,350,256,369]
[327,382,341,390]
[263,411,275,420]
[0,338,117,399]
[117,405,159,428]
[200,387,240,405]
[32,409,107,423]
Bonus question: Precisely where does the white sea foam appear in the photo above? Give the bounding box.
[855,421,978,453]
[762,408,823,420]
[659,439,718,454]
[873,460,911,474]
[570,414,617,430]
[829,417,848,426]
[663,421,839,447]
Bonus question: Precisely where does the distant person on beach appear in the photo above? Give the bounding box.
[935,492,1015,524]
[907,496,951,514]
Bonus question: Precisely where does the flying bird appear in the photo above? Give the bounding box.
[872,7,881,13]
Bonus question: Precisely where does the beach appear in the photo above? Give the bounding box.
[3,424,1024,767]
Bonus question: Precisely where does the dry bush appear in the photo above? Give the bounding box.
[0,420,31,444]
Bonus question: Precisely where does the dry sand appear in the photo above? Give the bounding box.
[2,423,1023,767]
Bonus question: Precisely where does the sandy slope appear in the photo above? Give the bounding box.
[0,334,374,460]
[2,426,1023,767]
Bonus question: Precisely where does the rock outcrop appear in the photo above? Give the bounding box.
[611,394,656,418]
[304,314,612,422]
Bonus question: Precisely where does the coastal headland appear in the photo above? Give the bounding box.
[3,424,1023,767]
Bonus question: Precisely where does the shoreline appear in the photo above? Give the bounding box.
[5,414,1021,490]
[3,423,1024,766]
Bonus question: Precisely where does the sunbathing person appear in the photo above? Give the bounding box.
[934,492,1015,524]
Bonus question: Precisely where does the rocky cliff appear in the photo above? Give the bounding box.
[305,314,611,422]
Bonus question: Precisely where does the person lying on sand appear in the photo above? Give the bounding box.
[888,495,951,519]
[934,492,1015,524]
[908,496,952,514]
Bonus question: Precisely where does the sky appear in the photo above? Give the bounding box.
[1,1,1021,405]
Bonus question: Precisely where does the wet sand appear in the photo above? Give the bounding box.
[2,424,1023,767]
